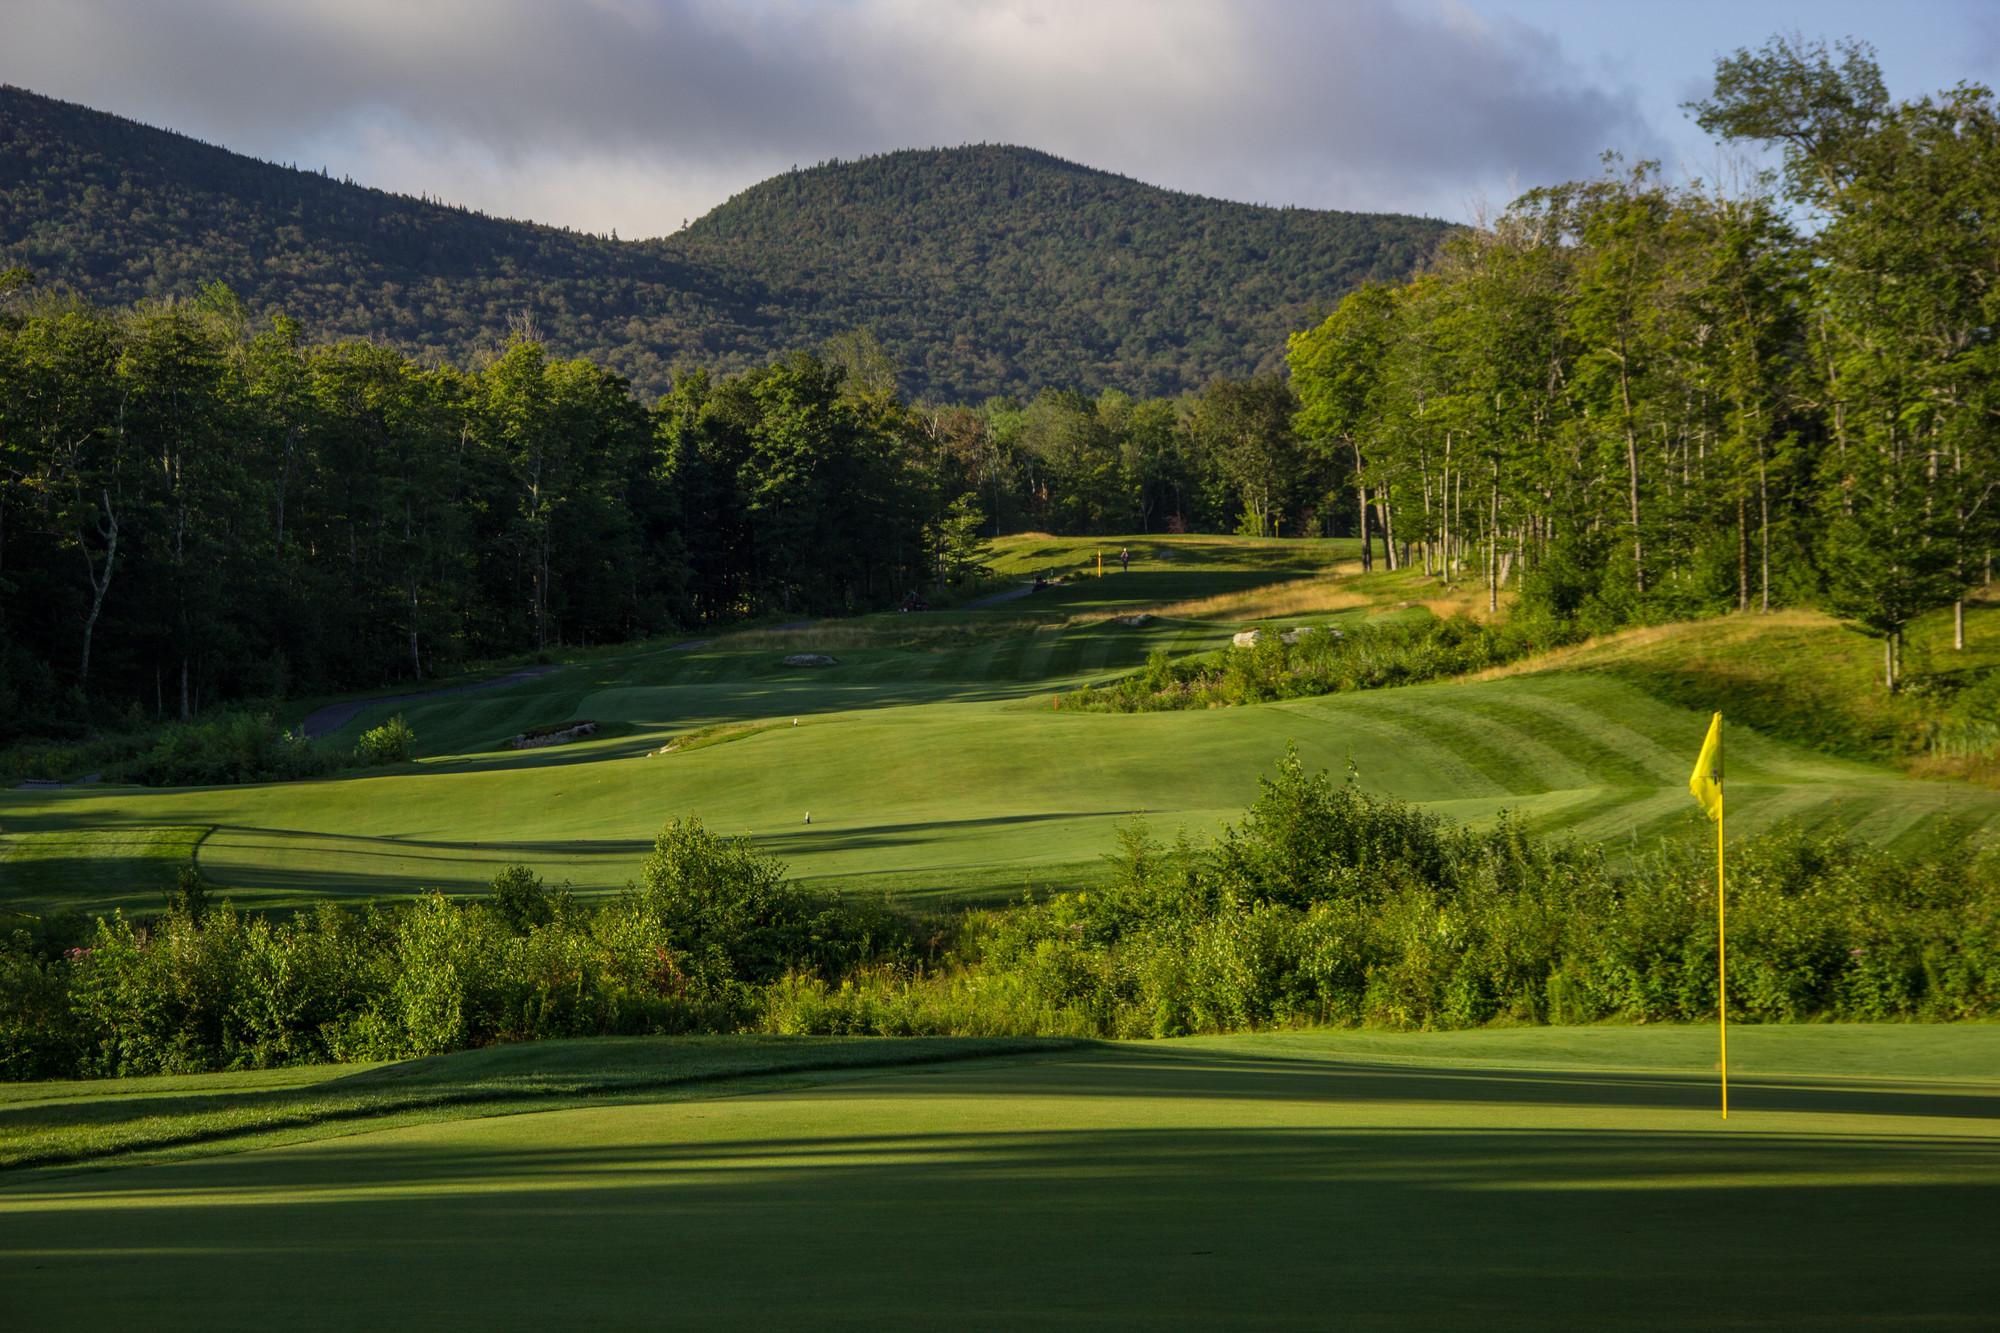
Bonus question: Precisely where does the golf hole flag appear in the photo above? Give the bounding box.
[1689,712,1727,1118]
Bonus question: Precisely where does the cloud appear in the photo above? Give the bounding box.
[1,0,1663,235]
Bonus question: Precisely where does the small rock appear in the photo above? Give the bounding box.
[1118,614,1153,627]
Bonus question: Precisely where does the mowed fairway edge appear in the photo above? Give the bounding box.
[2,1025,1995,1329]
[8,671,1997,914]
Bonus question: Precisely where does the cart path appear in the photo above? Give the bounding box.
[299,665,569,740]
[962,583,1037,610]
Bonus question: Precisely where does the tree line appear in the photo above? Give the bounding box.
[0,286,1333,738]
[1289,37,1998,687]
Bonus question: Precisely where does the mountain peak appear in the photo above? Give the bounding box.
[1,85,1452,399]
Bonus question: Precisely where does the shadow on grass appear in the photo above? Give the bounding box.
[2,1040,1996,1327]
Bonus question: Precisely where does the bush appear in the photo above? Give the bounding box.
[355,715,416,765]
[132,711,332,786]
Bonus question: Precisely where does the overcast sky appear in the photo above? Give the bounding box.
[5,0,1998,238]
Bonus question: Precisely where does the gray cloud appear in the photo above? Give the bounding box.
[1,0,1664,235]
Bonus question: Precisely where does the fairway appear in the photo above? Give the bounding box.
[3,1026,1996,1329]
[6,536,1998,914]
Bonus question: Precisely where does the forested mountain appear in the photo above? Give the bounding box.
[0,86,1450,400]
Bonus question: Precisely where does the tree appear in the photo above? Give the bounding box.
[1188,376,1308,538]
[926,494,994,590]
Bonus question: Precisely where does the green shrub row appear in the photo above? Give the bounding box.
[767,760,1999,1038]
[4,756,1994,1080]
[1064,614,1577,712]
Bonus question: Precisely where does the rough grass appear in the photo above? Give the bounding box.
[2,1026,1995,1329]
[1145,576,1371,623]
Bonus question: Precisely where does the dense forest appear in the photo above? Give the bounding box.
[1289,38,1999,686]
[0,86,1449,401]
[0,278,1324,734]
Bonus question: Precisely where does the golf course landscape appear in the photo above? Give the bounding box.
[8,20,2000,1324]
[6,536,1997,916]
[4,536,1997,1324]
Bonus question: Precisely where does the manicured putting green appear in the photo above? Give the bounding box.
[3,1025,1995,1328]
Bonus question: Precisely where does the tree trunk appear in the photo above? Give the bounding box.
[1758,452,1771,613]
[1351,440,1371,572]
[1488,458,1500,615]
[1620,366,1645,594]
[1440,433,1452,584]
[1736,496,1749,612]
[1955,600,1965,652]
[77,489,119,691]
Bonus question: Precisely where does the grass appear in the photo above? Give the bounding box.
[3,1025,1995,1328]
[3,536,1996,917]
[0,823,209,907]
[0,1035,1074,1173]
[1475,597,2000,772]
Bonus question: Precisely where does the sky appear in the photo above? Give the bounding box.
[3,0,1998,238]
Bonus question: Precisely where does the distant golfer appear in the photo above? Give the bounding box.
[1120,547,1131,572]
[804,812,811,825]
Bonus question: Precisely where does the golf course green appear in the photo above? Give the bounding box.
[4,1025,1996,1328]
[5,535,1997,915]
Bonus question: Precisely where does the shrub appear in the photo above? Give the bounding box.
[355,715,416,765]
[490,864,557,932]
[133,711,331,786]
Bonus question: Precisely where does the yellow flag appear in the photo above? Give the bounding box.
[1689,712,1723,822]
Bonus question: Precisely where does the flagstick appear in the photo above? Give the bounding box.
[1718,731,1728,1121]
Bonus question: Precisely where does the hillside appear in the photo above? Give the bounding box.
[0,86,1451,400]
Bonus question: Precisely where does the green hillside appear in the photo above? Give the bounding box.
[5,535,1995,917]
[0,87,1450,400]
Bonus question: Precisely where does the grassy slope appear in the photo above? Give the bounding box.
[1476,596,2000,769]
[3,1026,1996,1328]
[4,536,1996,916]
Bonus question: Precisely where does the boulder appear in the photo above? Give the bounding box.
[1118,614,1153,627]
[1231,629,1264,648]
[782,653,839,668]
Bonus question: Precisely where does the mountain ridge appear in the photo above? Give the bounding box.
[0,85,1453,399]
